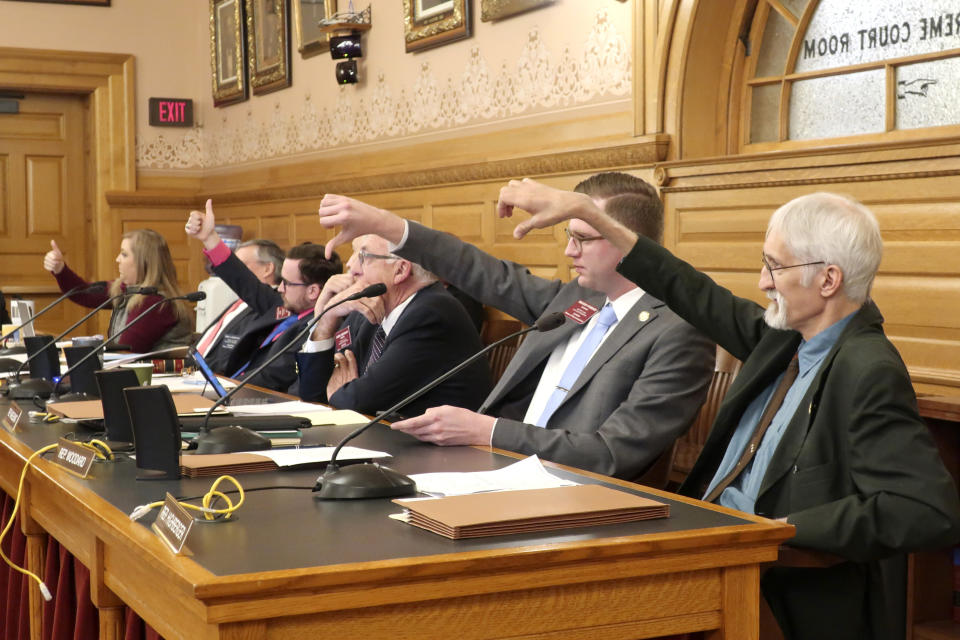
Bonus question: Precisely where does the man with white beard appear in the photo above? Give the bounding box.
[493,182,960,640]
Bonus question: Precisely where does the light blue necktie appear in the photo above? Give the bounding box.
[537,303,617,427]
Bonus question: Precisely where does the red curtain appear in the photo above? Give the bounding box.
[0,491,162,640]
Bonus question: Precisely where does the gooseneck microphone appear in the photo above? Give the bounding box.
[192,282,388,454]
[313,310,567,500]
[0,281,107,369]
[49,291,206,402]
[0,281,107,350]
[4,285,156,399]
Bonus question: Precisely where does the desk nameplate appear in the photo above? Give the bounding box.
[152,493,193,554]
[2,403,22,432]
[52,438,95,478]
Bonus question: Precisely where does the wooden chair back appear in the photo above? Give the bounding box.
[668,345,743,487]
[480,307,526,385]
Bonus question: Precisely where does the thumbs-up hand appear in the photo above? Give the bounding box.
[43,239,65,275]
[185,199,220,250]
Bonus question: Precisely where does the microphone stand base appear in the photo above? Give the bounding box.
[313,462,417,500]
[193,425,272,454]
[5,378,55,401]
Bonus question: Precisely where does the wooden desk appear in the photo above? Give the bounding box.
[0,397,792,640]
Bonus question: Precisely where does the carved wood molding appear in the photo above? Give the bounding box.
[909,366,960,390]
[655,139,960,191]
[659,167,960,193]
[106,191,203,207]
[115,136,671,206]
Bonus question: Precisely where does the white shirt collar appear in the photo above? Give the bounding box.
[380,289,419,336]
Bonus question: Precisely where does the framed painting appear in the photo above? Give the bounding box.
[4,0,109,5]
[480,0,552,22]
[402,0,472,53]
[246,0,292,95]
[293,0,336,58]
[210,0,248,107]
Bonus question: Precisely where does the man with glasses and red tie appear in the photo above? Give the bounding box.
[312,172,714,482]
[186,201,341,392]
[295,232,492,418]
[492,182,960,640]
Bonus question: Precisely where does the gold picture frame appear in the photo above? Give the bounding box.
[5,0,109,5]
[293,0,336,58]
[210,0,248,107]
[402,0,471,53]
[480,0,552,22]
[246,0,292,95]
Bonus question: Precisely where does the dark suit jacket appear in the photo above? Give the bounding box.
[198,304,274,374]
[209,252,302,392]
[395,222,714,480]
[296,282,491,418]
[617,235,960,640]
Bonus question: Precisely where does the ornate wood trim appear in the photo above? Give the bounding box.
[655,139,960,190]
[120,135,670,206]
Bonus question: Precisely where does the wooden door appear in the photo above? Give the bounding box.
[0,92,94,337]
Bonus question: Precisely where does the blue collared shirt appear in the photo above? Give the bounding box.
[703,312,856,514]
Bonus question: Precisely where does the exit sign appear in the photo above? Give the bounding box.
[148,98,193,127]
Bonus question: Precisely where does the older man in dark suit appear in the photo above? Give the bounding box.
[295,232,491,418]
[494,180,960,640]
[314,172,714,481]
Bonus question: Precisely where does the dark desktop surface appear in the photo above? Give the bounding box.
[2,390,751,577]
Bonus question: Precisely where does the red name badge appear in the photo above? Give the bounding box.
[564,300,599,325]
[335,326,352,350]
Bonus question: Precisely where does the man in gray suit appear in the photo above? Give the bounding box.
[315,173,714,480]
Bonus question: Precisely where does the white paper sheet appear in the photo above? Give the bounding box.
[253,446,390,467]
[227,400,331,414]
[409,455,577,497]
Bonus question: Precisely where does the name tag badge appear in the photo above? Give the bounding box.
[53,438,96,478]
[335,326,352,350]
[564,300,599,325]
[152,493,194,555]
[2,403,22,432]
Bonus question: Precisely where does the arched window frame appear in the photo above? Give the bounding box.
[741,0,960,152]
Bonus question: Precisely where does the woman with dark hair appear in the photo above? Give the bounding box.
[43,230,193,352]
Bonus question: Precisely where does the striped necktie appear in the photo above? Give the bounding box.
[364,326,387,372]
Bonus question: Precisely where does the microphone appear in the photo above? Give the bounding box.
[192,282,388,454]
[49,291,207,402]
[4,286,134,399]
[0,281,107,366]
[313,310,567,500]
[128,285,158,295]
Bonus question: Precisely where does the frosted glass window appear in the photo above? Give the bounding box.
[751,83,781,143]
[896,57,960,129]
[780,0,810,20]
[788,69,886,139]
[796,0,960,73]
[756,8,795,78]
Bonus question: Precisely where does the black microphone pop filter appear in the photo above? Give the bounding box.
[128,285,158,295]
[184,291,206,302]
[534,311,565,332]
[352,282,387,299]
[85,281,108,292]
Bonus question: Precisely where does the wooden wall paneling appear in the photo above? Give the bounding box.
[660,147,960,394]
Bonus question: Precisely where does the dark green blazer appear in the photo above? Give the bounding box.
[618,236,960,640]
